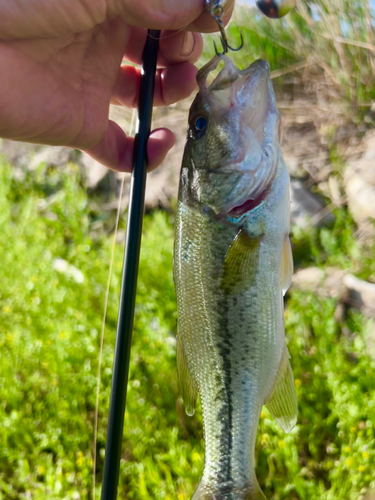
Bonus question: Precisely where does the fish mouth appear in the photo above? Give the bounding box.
[197,55,271,93]
[197,55,277,156]
[196,56,274,141]
[194,56,280,216]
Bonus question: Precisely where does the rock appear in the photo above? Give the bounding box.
[81,154,109,189]
[53,259,84,284]
[290,179,335,228]
[343,274,375,317]
[28,146,73,171]
[0,139,76,171]
[291,266,346,298]
[283,153,305,178]
[327,174,343,207]
[280,113,332,182]
[344,130,375,235]
[292,267,375,320]
[292,267,325,292]
[292,267,375,360]
[0,139,39,168]
[324,269,348,299]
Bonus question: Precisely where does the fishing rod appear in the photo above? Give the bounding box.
[100,1,296,499]
[100,29,161,500]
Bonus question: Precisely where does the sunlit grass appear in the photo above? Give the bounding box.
[0,158,375,499]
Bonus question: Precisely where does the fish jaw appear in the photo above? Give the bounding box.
[197,57,275,145]
[184,57,280,215]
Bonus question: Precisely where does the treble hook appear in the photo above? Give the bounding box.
[214,25,244,56]
[227,28,244,52]
[215,17,229,53]
[205,1,244,55]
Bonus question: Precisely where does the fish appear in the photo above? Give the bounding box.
[173,55,298,500]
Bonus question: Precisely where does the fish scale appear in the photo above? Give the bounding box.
[174,56,297,500]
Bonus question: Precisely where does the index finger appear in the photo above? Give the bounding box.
[186,1,235,32]
[115,0,235,32]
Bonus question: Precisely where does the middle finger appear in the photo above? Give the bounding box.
[124,27,203,67]
[111,62,198,108]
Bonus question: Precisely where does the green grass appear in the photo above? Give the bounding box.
[0,159,203,500]
[0,158,375,500]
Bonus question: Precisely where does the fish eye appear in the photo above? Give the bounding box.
[194,116,207,138]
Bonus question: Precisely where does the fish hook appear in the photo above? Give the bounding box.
[216,17,229,54]
[213,39,222,56]
[213,26,244,56]
[205,1,243,55]
[227,28,244,52]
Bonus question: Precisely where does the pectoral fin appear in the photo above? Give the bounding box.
[280,234,293,295]
[265,346,298,433]
[176,335,198,416]
[220,228,261,294]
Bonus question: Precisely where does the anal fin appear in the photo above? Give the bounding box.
[177,335,198,416]
[264,346,298,433]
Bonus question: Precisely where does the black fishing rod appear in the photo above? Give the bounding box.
[100,29,160,500]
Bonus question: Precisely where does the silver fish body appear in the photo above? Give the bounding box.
[173,56,297,500]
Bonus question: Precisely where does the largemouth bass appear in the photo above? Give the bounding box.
[173,56,298,500]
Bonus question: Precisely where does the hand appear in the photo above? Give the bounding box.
[0,0,234,172]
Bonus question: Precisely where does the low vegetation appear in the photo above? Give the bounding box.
[0,157,375,500]
[206,0,375,108]
[1,1,375,498]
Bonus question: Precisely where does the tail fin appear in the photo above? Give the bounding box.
[191,479,267,500]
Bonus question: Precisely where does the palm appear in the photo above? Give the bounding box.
[0,0,234,170]
[1,19,126,148]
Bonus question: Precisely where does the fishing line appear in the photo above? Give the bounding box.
[93,109,136,500]
[147,25,189,40]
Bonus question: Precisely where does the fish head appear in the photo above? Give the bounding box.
[184,56,280,216]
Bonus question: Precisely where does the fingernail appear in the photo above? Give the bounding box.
[180,32,195,57]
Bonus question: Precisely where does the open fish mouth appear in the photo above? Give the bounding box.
[206,58,279,215]
[185,54,280,215]
[196,56,274,147]
[197,55,270,90]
